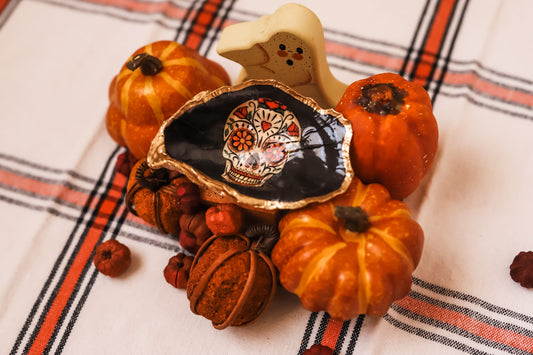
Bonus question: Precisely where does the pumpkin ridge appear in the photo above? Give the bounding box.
[158,72,193,102]
[159,41,178,60]
[283,216,336,235]
[120,70,140,117]
[367,208,411,223]
[210,74,230,87]
[348,180,371,208]
[144,76,165,122]
[356,236,369,314]
[294,243,346,296]
[163,57,209,74]
[368,227,414,272]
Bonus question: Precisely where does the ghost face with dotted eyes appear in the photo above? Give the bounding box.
[222,98,301,187]
[259,32,313,87]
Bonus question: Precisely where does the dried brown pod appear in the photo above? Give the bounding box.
[163,253,194,289]
[510,251,533,289]
[179,210,212,254]
[186,234,277,329]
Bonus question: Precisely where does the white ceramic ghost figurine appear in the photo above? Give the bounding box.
[216,3,347,108]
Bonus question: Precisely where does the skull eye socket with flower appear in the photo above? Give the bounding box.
[222,98,301,187]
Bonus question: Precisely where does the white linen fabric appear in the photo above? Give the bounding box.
[0,0,531,354]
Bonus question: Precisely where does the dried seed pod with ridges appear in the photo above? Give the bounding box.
[164,253,194,289]
[510,251,533,289]
[93,239,131,277]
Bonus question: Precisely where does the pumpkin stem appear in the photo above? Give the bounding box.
[334,206,369,233]
[245,224,280,256]
[135,161,171,192]
[357,83,408,116]
[126,53,163,76]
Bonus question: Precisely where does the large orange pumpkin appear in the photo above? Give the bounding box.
[106,40,231,159]
[271,177,424,320]
[335,73,438,200]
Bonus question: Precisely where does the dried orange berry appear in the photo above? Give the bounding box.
[93,239,131,277]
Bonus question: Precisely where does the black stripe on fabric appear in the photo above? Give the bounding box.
[432,0,469,104]
[0,153,96,184]
[200,0,235,56]
[383,314,488,355]
[400,0,432,77]
[390,304,531,355]
[9,146,121,355]
[180,0,208,45]
[413,278,533,324]
[439,90,533,121]
[345,314,365,355]
[174,0,201,42]
[408,0,442,81]
[333,320,351,354]
[42,177,127,355]
[314,312,330,344]
[0,192,81,223]
[0,182,82,212]
[424,0,459,93]
[298,312,319,355]
[409,291,533,338]
[55,190,130,354]
[119,231,181,252]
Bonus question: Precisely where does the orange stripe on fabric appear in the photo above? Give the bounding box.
[444,71,533,107]
[325,42,404,72]
[321,319,344,349]
[82,0,187,18]
[414,0,457,85]
[26,173,127,355]
[395,296,533,352]
[0,0,9,14]
[0,170,96,207]
[184,0,222,50]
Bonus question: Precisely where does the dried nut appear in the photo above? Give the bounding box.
[93,239,131,277]
[510,251,533,288]
[175,182,201,214]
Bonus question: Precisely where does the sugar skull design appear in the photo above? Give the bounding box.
[222,98,301,186]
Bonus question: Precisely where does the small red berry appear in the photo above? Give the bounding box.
[164,253,194,289]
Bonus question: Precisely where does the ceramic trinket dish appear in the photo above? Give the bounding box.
[148,79,353,210]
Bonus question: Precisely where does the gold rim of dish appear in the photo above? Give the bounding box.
[147,78,353,210]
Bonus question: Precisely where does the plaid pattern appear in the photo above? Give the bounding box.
[1,0,532,354]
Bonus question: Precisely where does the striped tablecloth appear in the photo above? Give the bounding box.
[1,0,532,354]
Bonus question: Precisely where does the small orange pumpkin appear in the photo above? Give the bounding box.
[205,204,244,236]
[335,73,438,200]
[106,40,231,159]
[271,177,424,320]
